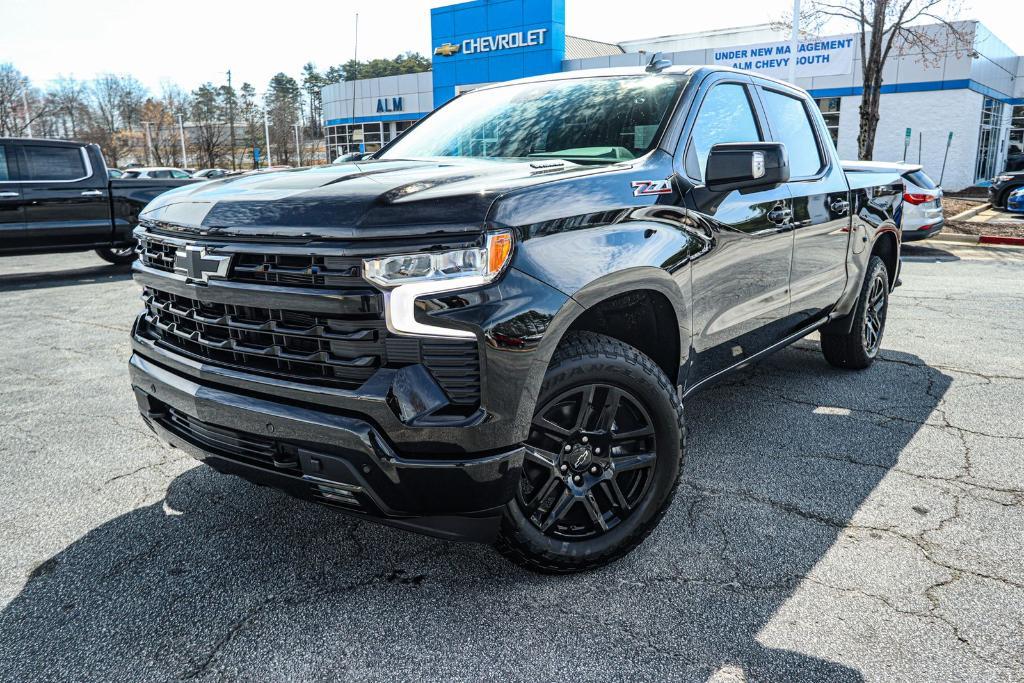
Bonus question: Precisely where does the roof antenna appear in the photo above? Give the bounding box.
[646,52,672,73]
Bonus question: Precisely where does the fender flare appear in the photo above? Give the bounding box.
[510,266,691,435]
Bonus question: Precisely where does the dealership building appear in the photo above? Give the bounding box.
[321,0,1024,190]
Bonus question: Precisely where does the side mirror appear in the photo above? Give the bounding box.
[705,142,789,192]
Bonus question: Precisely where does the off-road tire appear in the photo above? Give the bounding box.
[495,331,684,573]
[821,255,889,369]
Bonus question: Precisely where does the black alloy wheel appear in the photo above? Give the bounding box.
[518,384,656,540]
[95,242,137,265]
[496,332,684,573]
[820,255,889,370]
[862,268,887,358]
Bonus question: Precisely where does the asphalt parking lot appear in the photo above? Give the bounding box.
[1,244,1023,682]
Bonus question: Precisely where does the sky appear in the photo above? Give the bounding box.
[1,0,1022,94]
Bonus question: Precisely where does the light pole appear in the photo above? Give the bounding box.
[177,114,188,168]
[263,111,273,166]
[22,90,33,138]
[788,0,801,84]
[293,123,302,166]
[142,121,154,166]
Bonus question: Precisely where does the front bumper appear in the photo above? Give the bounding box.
[131,353,524,542]
[989,186,1004,207]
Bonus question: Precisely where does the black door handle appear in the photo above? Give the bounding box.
[767,207,792,224]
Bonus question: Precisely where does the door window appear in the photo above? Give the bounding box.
[686,83,762,180]
[170,170,190,178]
[761,89,825,178]
[0,146,11,181]
[22,145,88,181]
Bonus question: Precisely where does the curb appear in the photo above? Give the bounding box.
[979,234,1024,246]
[949,202,991,222]
[929,234,1024,248]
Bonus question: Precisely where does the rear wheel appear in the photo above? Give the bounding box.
[95,243,136,265]
[495,332,684,573]
[820,255,889,369]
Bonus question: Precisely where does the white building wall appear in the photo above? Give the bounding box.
[322,72,433,123]
[837,89,983,191]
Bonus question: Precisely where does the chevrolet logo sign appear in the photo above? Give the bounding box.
[173,245,232,283]
[433,43,461,57]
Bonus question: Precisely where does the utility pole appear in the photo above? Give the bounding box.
[293,123,302,166]
[177,113,188,168]
[349,12,359,154]
[264,111,273,166]
[22,90,33,137]
[226,69,238,171]
[788,0,801,84]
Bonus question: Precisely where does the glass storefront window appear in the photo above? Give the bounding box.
[1007,105,1024,172]
[975,97,1004,182]
[325,120,420,160]
[816,97,841,146]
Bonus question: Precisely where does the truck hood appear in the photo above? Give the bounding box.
[139,157,599,240]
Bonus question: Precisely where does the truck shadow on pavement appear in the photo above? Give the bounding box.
[0,263,133,293]
[0,343,951,682]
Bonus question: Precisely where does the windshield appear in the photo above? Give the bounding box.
[380,75,686,164]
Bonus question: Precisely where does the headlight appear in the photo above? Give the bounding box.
[363,230,514,338]
[364,231,513,287]
[995,175,1015,183]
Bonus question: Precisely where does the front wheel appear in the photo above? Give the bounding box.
[95,243,137,265]
[820,255,889,369]
[495,331,684,573]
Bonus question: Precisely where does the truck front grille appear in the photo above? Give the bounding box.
[139,286,385,389]
[137,233,363,288]
[134,232,483,408]
[231,253,364,288]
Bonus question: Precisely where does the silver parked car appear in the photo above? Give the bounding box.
[843,161,944,241]
[121,167,192,179]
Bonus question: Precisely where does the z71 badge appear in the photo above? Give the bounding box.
[630,179,673,197]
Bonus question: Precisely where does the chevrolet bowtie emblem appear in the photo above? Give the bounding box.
[174,245,232,283]
[433,42,461,57]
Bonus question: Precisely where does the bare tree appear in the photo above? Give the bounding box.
[47,75,89,138]
[143,84,191,166]
[0,63,48,136]
[797,0,969,159]
[86,74,138,166]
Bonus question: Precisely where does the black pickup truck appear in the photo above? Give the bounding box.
[128,65,902,572]
[0,138,196,264]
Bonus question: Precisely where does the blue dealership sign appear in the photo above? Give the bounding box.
[430,0,566,108]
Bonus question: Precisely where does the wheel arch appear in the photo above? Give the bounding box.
[871,228,899,289]
[512,267,690,436]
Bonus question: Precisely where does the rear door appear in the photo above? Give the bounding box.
[0,144,26,244]
[676,75,796,384]
[19,143,111,248]
[755,84,850,324]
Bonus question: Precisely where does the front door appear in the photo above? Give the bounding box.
[677,77,796,386]
[18,143,110,249]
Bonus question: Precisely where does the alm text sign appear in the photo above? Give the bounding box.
[714,36,855,79]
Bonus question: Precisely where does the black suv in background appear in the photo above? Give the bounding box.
[989,170,1024,208]
[0,138,196,264]
[128,66,902,572]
